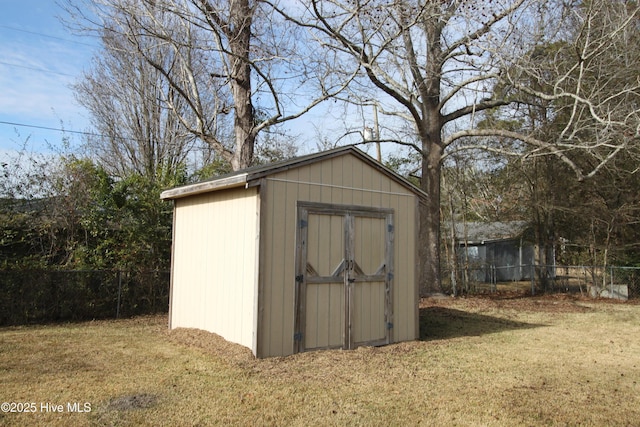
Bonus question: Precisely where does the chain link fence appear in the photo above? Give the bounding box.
[0,269,170,325]
[442,264,639,300]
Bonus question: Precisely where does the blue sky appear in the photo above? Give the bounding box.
[0,0,330,158]
[0,1,388,161]
[0,0,97,155]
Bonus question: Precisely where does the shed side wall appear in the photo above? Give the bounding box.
[170,187,258,353]
[259,153,418,357]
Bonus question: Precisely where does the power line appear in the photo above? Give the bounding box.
[0,25,96,47]
[0,120,108,140]
[0,60,76,77]
[0,26,97,78]
[0,120,211,147]
[0,120,183,146]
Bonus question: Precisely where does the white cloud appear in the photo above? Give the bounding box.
[0,0,98,152]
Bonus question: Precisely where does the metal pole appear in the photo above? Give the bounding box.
[610,265,614,297]
[373,103,381,162]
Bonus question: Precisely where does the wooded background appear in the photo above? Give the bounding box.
[2,1,639,312]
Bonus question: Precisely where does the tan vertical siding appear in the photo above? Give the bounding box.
[166,149,420,359]
[392,187,417,342]
[258,153,418,357]
[352,215,387,345]
[259,168,298,357]
[170,187,259,354]
[305,213,345,350]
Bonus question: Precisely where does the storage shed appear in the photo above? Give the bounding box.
[160,146,425,358]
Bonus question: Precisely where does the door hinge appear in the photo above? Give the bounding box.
[387,224,394,232]
[299,219,308,228]
[295,274,304,282]
[386,322,394,330]
[294,332,303,342]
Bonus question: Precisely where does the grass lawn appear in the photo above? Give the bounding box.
[1,295,639,426]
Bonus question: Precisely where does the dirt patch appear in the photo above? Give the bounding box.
[168,327,255,366]
[167,324,422,380]
[106,393,159,411]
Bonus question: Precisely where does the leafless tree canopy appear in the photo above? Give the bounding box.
[74,23,207,179]
[271,0,640,291]
[67,0,354,170]
[66,0,639,293]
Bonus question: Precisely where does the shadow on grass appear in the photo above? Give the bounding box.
[419,306,543,341]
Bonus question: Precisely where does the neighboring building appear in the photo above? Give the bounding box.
[160,146,426,358]
[455,221,536,282]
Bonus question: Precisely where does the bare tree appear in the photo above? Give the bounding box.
[73,24,205,179]
[66,0,353,171]
[273,0,640,293]
[492,0,640,180]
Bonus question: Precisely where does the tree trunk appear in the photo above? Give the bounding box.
[229,0,255,170]
[420,137,443,295]
[418,17,444,295]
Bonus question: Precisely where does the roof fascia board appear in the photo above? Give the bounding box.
[160,173,249,200]
[245,148,355,183]
[246,147,427,200]
[160,145,428,200]
[351,150,428,200]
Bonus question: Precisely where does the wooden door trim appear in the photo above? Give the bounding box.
[294,201,394,353]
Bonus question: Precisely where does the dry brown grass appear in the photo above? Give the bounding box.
[1,295,639,426]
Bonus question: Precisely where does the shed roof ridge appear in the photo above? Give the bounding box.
[161,145,427,200]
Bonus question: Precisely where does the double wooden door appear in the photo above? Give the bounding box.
[294,202,394,353]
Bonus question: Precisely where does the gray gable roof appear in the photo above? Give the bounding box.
[161,145,427,200]
[454,221,529,244]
